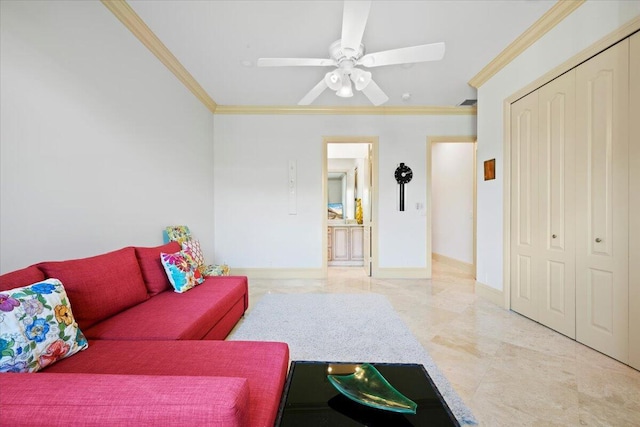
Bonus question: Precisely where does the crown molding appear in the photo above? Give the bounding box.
[428,135,477,144]
[468,0,585,89]
[101,0,217,113]
[214,105,477,115]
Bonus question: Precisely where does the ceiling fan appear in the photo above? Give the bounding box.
[257,0,445,106]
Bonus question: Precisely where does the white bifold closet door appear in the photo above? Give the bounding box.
[510,90,540,322]
[537,70,576,338]
[510,70,576,339]
[575,38,629,363]
[511,32,639,369]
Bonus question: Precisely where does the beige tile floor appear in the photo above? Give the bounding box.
[245,260,640,426]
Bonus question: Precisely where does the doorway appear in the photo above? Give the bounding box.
[426,136,477,278]
[322,137,378,277]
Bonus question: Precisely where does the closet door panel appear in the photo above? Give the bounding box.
[546,260,566,312]
[538,70,576,338]
[510,91,539,320]
[629,31,640,370]
[575,39,629,362]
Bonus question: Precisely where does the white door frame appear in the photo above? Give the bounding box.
[426,136,477,278]
[322,136,379,277]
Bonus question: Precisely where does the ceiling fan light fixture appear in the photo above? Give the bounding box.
[325,70,342,91]
[350,68,372,91]
[336,77,353,98]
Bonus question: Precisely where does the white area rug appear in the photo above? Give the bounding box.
[228,293,477,425]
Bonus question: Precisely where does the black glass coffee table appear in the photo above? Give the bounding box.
[275,361,460,426]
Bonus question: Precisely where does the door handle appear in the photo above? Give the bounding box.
[552,234,557,239]
[595,238,602,243]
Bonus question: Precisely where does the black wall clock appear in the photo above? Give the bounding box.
[394,163,413,211]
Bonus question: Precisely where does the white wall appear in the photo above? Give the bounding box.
[213,114,475,269]
[476,0,640,290]
[432,142,475,264]
[0,1,215,273]
[327,143,369,159]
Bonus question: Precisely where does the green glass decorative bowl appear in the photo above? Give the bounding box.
[327,363,418,414]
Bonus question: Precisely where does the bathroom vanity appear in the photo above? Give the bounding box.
[328,224,364,266]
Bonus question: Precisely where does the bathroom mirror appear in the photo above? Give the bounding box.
[328,172,346,220]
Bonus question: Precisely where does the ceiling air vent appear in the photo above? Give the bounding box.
[459,99,477,106]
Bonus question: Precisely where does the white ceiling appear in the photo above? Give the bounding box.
[128,0,557,107]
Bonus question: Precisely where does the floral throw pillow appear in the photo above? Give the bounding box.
[163,225,192,244]
[201,264,230,277]
[0,278,89,373]
[160,251,204,293]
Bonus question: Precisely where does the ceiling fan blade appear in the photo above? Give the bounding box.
[298,78,329,105]
[341,0,371,53]
[358,42,445,68]
[258,58,337,67]
[360,78,389,106]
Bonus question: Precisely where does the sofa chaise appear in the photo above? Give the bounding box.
[0,243,289,427]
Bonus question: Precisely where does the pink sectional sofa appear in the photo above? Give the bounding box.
[0,243,289,427]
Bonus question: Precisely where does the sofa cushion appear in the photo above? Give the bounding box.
[134,241,180,296]
[0,266,45,292]
[37,247,149,330]
[82,276,248,340]
[0,373,250,427]
[45,339,290,427]
[0,279,88,373]
[160,250,205,293]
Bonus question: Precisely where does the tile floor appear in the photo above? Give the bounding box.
[245,260,640,426]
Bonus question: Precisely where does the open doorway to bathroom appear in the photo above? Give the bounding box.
[322,137,378,277]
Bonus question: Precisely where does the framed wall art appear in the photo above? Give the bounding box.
[484,159,495,181]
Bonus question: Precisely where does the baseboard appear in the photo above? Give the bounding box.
[374,268,430,279]
[231,268,324,279]
[328,261,364,267]
[233,267,429,279]
[475,281,505,307]
[432,252,474,274]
